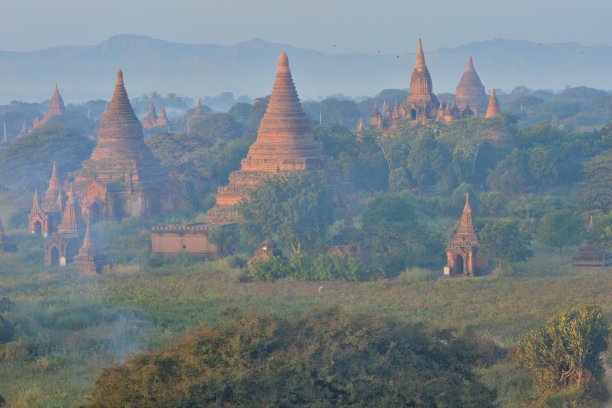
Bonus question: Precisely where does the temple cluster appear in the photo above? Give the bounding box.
[363,39,500,134]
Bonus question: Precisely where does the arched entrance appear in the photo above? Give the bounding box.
[410,109,417,120]
[50,247,60,266]
[34,221,42,234]
[454,254,464,275]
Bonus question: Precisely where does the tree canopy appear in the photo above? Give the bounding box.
[83,308,496,408]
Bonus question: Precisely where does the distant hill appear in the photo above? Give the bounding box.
[1,35,611,103]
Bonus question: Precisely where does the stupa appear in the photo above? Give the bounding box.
[206,51,322,223]
[485,88,501,118]
[73,70,170,221]
[45,185,83,266]
[34,85,66,129]
[455,57,488,116]
[72,222,105,274]
[445,194,479,276]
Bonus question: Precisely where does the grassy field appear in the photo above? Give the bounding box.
[0,219,611,406]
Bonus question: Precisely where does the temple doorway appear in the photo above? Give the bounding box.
[50,247,60,266]
[454,255,464,275]
[410,109,417,120]
[34,221,42,234]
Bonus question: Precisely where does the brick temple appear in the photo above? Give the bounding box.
[152,52,322,255]
[445,194,479,276]
[206,51,322,223]
[72,70,171,221]
[368,39,500,132]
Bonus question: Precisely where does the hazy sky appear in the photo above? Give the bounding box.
[2,0,611,53]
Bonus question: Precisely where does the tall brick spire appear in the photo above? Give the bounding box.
[207,52,322,222]
[42,162,61,211]
[405,38,438,114]
[57,185,82,234]
[485,88,501,118]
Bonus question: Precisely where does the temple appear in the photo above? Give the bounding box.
[152,52,323,255]
[445,194,479,276]
[72,70,171,221]
[206,51,322,223]
[33,85,66,130]
[44,185,83,266]
[72,222,106,274]
[186,100,206,133]
[28,163,64,235]
[485,88,501,118]
[455,57,488,116]
[368,39,500,132]
[248,239,283,266]
[142,103,169,129]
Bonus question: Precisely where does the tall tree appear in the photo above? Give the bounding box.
[539,210,584,255]
[239,171,335,253]
[479,219,532,272]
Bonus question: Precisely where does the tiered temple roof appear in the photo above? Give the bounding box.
[42,162,62,212]
[404,39,438,118]
[485,88,501,118]
[187,100,206,132]
[72,222,105,274]
[207,52,322,223]
[75,70,166,194]
[455,57,488,116]
[36,85,66,128]
[142,102,158,129]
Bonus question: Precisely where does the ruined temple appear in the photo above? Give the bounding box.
[156,107,168,128]
[72,222,106,274]
[72,70,170,221]
[206,51,322,223]
[445,194,478,276]
[485,88,501,118]
[455,57,488,116]
[247,239,283,266]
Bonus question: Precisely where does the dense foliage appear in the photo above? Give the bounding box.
[84,309,497,408]
[514,305,609,404]
[239,171,335,253]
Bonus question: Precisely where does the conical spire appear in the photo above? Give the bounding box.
[244,51,320,161]
[415,38,426,69]
[455,56,487,116]
[81,221,93,253]
[73,220,103,274]
[194,99,203,114]
[356,117,365,133]
[485,88,501,118]
[90,69,146,161]
[32,190,41,211]
[449,192,478,247]
[43,162,60,207]
[45,84,66,117]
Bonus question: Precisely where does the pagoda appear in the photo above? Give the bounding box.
[72,222,105,274]
[34,85,66,129]
[28,163,64,235]
[45,185,83,266]
[73,70,170,221]
[485,88,501,118]
[445,194,479,276]
[187,100,206,133]
[403,39,439,124]
[142,102,158,129]
[455,57,488,117]
[206,52,322,223]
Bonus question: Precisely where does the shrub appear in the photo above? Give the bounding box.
[0,316,14,343]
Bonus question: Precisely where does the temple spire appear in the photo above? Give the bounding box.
[467,56,474,70]
[57,184,81,234]
[415,38,425,69]
[485,88,501,118]
[43,162,60,207]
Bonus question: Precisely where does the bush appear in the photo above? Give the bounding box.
[397,267,438,284]
[84,308,497,407]
[247,256,290,281]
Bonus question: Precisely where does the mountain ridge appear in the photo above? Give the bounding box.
[1,35,611,103]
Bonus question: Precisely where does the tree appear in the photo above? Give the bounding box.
[527,146,560,190]
[239,171,335,253]
[581,151,612,210]
[84,309,496,407]
[539,210,584,255]
[514,305,609,397]
[479,219,532,272]
[208,225,239,257]
[191,112,243,142]
[486,149,530,196]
